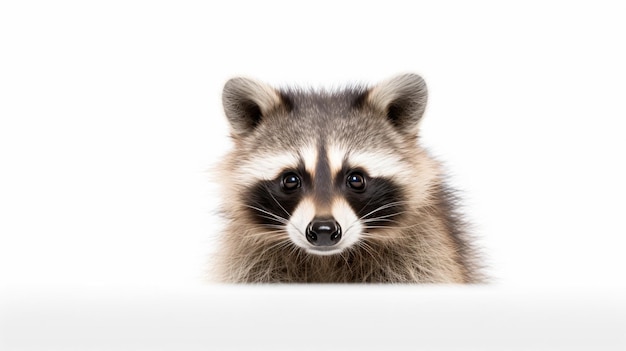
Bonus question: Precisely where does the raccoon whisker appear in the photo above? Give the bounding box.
[282,242,300,259]
[358,201,410,221]
[342,210,407,235]
[272,239,294,251]
[363,222,423,231]
[246,229,286,238]
[360,218,401,225]
[363,226,403,230]
[243,205,290,225]
[284,219,307,239]
[359,230,416,241]
[248,237,286,248]
[243,204,308,240]
[289,243,302,258]
[248,229,284,235]
[360,213,406,223]
[262,224,287,230]
[246,205,287,223]
[360,200,416,218]
[361,229,420,239]
[255,214,290,225]
[355,196,377,220]
[279,239,303,261]
[365,211,408,220]
[355,240,383,267]
[343,220,362,238]
[264,184,292,217]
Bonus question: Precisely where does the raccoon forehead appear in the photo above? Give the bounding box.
[235,145,317,183]
[235,143,412,184]
[327,143,412,179]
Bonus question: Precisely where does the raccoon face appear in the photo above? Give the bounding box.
[240,145,411,256]
[221,74,433,256]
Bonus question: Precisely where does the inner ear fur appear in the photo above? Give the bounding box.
[222,77,288,138]
[364,73,428,135]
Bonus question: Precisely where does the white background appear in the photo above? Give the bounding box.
[1,1,625,350]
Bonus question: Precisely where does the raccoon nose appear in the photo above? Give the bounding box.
[306,218,342,246]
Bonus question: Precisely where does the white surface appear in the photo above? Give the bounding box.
[2,285,625,351]
[1,1,625,349]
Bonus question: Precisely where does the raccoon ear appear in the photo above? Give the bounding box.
[364,73,428,136]
[222,77,287,138]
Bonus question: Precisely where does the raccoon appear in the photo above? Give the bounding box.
[212,73,482,283]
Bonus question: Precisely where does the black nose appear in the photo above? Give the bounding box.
[306,217,342,246]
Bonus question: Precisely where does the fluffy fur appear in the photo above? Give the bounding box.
[212,73,482,283]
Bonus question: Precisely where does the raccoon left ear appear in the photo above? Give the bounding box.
[364,73,428,136]
[222,77,287,138]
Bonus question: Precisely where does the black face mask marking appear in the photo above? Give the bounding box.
[245,167,310,227]
[244,156,406,234]
[339,171,406,229]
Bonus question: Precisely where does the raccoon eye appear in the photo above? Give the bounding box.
[281,172,301,191]
[347,172,366,191]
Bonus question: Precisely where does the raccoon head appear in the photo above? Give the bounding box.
[221,74,436,256]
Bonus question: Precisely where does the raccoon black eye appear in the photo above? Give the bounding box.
[281,172,301,191]
[347,172,366,191]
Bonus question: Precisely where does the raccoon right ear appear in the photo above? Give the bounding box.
[363,73,428,136]
[222,77,287,138]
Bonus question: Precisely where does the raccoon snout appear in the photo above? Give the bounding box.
[306,218,342,247]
